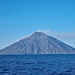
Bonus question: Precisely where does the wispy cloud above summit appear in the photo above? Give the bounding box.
[39,29,75,48]
[39,29,75,39]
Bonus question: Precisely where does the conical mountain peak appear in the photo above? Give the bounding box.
[0,32,75,54]
[31,32,48,38]
[33,32,46,35]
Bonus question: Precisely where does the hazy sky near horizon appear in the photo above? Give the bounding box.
[0,0,75,49]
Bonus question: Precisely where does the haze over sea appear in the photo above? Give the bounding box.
[0,54,75,75]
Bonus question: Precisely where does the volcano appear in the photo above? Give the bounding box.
[0,32,75,54]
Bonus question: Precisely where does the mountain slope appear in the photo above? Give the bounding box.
[0,32,75,54]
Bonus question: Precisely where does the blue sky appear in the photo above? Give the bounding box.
[0,0,75,49]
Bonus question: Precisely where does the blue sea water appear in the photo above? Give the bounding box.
[0,54,75,75]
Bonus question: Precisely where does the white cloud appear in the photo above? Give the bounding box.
[39,29,75,48]
[37,29,41,32]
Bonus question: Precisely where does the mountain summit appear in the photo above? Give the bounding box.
[0,32,75,54]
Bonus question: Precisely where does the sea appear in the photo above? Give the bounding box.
[0,54,75,75]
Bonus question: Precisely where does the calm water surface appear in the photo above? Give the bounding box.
[0,54,75,75]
